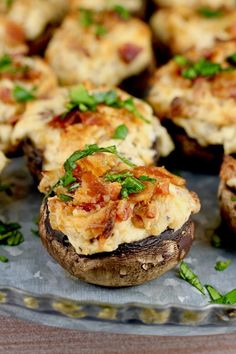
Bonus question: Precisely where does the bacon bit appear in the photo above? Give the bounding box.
[0,87,13,104]
[118,43,142,63]
[78,111,106,126]
[131,214,144,229]
[77,202,97,212]
[6,21,25,43]
[170,97,187,117]
[49,109,81,129]
[97,204,117,241]
[229,22,236,37]
[73,164,82,182]
[116,199,132,222]
[154,181,169,196]
[133,166,185,187]
[8,115,21,125]
[82,171,106,198]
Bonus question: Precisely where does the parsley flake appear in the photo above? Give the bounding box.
[179,261,205,295]
[113,124,128,140]
[205,284,222,302]
[215,259,232,272]
[13,85,35,102]
[198,7,223,18]
[0,220,24,246]
[114,5,130,20]
[0,255,8,263]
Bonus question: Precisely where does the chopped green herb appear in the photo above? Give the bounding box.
[205,284,222,302]
[67,85,150,123]
[120,176,145,198]
[231,196,236,202]
[227,53,236,66]
[174,55,189,66]
[179,261,205,295]
[198,7,223,18]
[211,288,236,305]
[0,220,24,246]
[182,59,222,80]
[113,124,129,140]
[138,175,156,183]
[13,85,35,102]
[0,255,8,263]
[58,194,73,202]
[215,259,232,272]
[46,144,136,199]
[211,234,221,248]
[95,24,108,37]
[114,5,130,20]
[80,9,94,27]
[105,172,156,198]
[0,54,12,72]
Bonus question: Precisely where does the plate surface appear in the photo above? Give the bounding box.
[0,158,235,335]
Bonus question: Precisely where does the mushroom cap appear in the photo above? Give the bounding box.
[39,202,195,287]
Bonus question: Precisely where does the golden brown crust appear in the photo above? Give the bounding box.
[39,202,195,287]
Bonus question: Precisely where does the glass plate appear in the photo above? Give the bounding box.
[0,158,235,335]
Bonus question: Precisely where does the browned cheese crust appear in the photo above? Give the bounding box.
[219,155,236,235]
[39,203,194,287]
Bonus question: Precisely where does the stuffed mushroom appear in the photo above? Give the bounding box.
[12,83,173,183]
[147,40,236,172]
[39,145,200,287]
[219,155,236,236]
[46,8,153,87]
[150,7,236,55]
[5,0,68,54]
[0,52,57,155]
[153,0,235,9]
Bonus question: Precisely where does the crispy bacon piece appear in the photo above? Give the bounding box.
[133,166,185,187]
[0,87,13,104]
[78,111,106,126]
[116,199,132,222]
[118,43,142,63]
[6,21,26,44]
[49,109,81,129]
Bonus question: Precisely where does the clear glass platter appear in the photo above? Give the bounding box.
[0,157,235,336]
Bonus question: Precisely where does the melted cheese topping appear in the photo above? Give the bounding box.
[47,156,200,255]
[46,10,153,86]
[70,0,143,14]
[8,0,68,40]
[0,16,28,55]
[0,151,8,173]
[0,55,57,152]
[12,85,173,181]
[151,7,236,54]
[154,0,235,9]
[147,40,236,154]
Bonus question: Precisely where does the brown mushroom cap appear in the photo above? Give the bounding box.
[39,202,195,287]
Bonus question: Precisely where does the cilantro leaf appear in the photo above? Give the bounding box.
[46,144,136,199]
[0,54,12,72]
[0,255,8,263]
[120,176,144,198]
[113,124,128,140]
[80,9,94,27]
[198,7,223,18]
[211,234,222,248]
[215,259,232,272]
[95,24,107,37]
[13,85,35,102]
[114,5,130,20]
[174,55,189,66]
[205,284,222,302]
[0,220,24,246]
[179,262,205,295]
[58,194,73,202]
[138,175,156,183]
[67,85,150,123]
[212,288,236,305]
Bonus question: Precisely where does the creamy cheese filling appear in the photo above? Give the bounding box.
[70,0,143,13]
[48,183,199,255]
